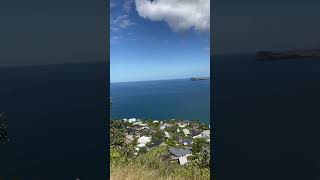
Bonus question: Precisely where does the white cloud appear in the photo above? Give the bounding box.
[111,14,136,30]
[111,35,124,44]
[135,0,210,32]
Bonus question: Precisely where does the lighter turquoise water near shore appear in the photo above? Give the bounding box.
[110,78,210,124]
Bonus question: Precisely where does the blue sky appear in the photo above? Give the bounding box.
[110,0,210,83]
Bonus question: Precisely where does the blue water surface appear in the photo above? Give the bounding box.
[111,78,210,123]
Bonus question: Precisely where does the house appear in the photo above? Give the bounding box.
[179,156,188,165]
[168,147,192,165]
[132,124,147,131]
[192,134,203,139]
[138,136,151,143]
[201,130,210,138]
[160,124,166,130]
[190,129,201,136]
[128,118,137,123]
[133,121,147,127]
[164,131,170,138]
[125,134,134,141]
[163,123,172,127]
[193,130,210,139]
[181,138,193,146]
[127,127,140,137]
[182,129,190,136]
[137,143,146,147]
[146,140,162,148]
[169,147,192,157]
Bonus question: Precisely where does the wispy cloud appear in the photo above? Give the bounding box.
[112,36,123,40]
[123,0,135,13]
[135,0,210,32]
[110,35,124,44]
[110,0,138,44]
[111,14,136,31]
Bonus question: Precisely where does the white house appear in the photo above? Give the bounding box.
[202,130,210,137]
[164,131,170,138]
[137,143,146,148]
[169,147,192,165]
[179,156,188,165]
[160,124,166,130]
[133,121,147,127]
[126,134,134,141]
[193,130,210,139]
[128,118,137,123]
[138,136,151,144]
[182,129,190,135]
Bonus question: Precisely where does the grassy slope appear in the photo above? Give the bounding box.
[110,146,210,180]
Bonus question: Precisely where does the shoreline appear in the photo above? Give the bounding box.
[110,117,211,125]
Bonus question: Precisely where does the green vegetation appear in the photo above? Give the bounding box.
[110,119,211,180]
[192,138,209,153]
[152,130,165,141]
[111,146,210,180]
[110,121,126,147]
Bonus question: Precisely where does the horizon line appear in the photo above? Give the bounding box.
[111,76,210,84]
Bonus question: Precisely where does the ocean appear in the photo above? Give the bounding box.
[1,55,320,179]
[214,54,320,179]
[0,62,107,179]
[110,78,210,124]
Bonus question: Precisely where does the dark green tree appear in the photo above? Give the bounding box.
[110,120,126,147]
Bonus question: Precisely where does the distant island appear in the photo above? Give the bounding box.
[190,77,209,81]
[256,49,320,61]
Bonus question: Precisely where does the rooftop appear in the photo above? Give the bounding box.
[169,147,192,157]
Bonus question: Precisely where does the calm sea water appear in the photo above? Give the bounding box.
[214,54,320,179]
[2,55,320,179]
[111,79,210,124]
[0,63,107,179]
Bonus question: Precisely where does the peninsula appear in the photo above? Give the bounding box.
[256,49,320,61]
[190,77,209,81]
